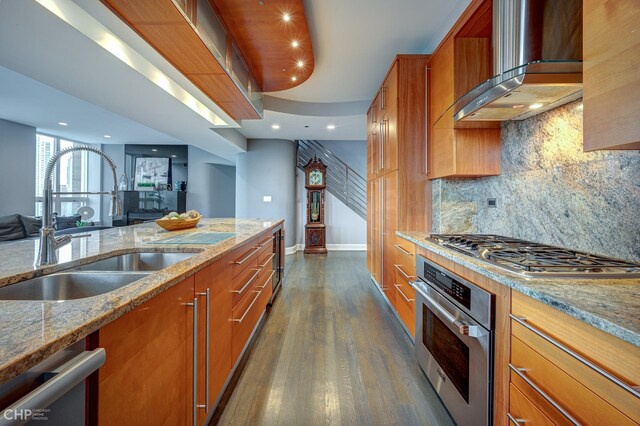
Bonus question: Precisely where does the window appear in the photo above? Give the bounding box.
[35,134,91,218]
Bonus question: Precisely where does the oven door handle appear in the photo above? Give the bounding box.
[422,292,482,338]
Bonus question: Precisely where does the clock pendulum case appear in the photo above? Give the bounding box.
[303,157,328,254]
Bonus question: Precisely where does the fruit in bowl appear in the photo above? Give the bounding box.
[156,210,202,230]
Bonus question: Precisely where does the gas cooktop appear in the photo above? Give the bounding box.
[427,234,640,279]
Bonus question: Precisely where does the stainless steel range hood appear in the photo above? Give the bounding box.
[454,0,583,122]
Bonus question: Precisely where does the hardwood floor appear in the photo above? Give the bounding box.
[214,252,453,425]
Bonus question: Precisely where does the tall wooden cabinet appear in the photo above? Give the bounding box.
[366,55,431,335]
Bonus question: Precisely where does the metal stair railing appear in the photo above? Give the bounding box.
[296,140,367,220]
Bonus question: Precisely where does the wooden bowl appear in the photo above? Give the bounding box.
[155,215,202,231]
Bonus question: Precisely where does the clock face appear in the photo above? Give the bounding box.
[309,169,323,185]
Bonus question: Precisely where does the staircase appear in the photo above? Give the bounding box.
[296,140,367,220]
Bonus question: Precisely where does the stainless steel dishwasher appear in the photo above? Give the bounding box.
[0,339,105,425]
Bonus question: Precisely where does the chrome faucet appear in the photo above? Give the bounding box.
[37,146,122,267]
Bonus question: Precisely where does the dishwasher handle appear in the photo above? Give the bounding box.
[0,348,106,426]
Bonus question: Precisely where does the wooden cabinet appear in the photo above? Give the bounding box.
[509,292,640,425]
[427,0,501,179]
[392,236,416,336]
[366,55,431,317]
[97,276,195,426]
[583,0,640,151]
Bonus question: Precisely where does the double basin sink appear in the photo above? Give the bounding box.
[0,253,195,301]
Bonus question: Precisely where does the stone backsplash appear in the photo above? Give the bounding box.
[431,100,640,262]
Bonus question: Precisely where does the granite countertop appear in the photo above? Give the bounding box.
[397,231,640,348]
[0,218,283,384]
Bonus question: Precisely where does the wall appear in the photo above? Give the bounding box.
[0,119,36,217]
[432,100,640,262]
[235,139,297,247]
[295,171,366,248]
[187,145,235,217]
[316,140,367,177]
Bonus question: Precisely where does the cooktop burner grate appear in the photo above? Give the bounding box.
[427,234,640,278]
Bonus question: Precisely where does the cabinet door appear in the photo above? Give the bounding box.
[367,130,378,181]
[382,172,398,306]
[583,0,640,150]
[97,276,195,426]
[194,259,232,424]
[382,106,398,173]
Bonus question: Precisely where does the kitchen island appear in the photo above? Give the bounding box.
[0,218,283,385]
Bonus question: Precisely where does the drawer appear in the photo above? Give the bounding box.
[393,262,415,285]
[508,383,556,426]
[512,318,640,423]
[256,233,274,250]
[510,336,635,425]
[257,243,275,269]
[232,263,262,306]
[393,237,416,274]
[231,279,271,362]
[229,239,260,278]
[511,292,640,388]
[394,281,415,337]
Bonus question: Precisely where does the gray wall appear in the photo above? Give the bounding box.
[432,100,640,262]
[0,119,36,217]
[316,140,367,178]
[236,139,297,247]
[187,145,236,217]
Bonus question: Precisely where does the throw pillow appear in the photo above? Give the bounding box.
[0,214,27,241]
[20,215,42,237]
[54,214,82,231]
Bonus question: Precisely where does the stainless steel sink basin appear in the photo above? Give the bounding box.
[0,272,150,301]
[70,252,195,272]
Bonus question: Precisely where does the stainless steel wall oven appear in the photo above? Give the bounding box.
[414,255,495,426]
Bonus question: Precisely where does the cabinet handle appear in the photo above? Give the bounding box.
[507,413,527,424]
[0,349,105,426]
[233,290,262,323]
[258,236,274,248]
[257,270,276,290]
[509,364,580,425]
[232,269,261,294]
[393,244,413,256]
[234,247,259,265]
[196,289,210,413]
[394,283,414,303]
[259,253,276,268]
[394,264,415,280]
[186,298,202,425]
[510,315,640,398]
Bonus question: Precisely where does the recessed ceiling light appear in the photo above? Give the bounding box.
[291,40,299,48]
[171,154,177,158]
[103,134,111,138]
[529,103,544,110]
[327,124,336,130]
[282,13,291,22]
[58,122,68,126]
[152,148,158,152]
[512,104,525,109]
[291,76,297,81]
[297,60,304,68]
[272,124,280,130]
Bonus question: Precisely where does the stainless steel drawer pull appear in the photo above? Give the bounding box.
[258,236,274,248]
[257,270,276,290]
[234,247,259,265]
[510,314,640,398]
[509,364,581,426]
[507,413,526,424]
[232,290,262,323]
[393,244,413,256]
[394,283,414,303]
[259,253,276,268]
[186,298,199,426]
[0,349,106,426]
[232,269,261,294]
[394,264,415,280]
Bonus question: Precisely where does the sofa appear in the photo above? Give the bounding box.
[0,214,109,242]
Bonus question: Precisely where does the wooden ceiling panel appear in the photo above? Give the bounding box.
[209,0,315,92]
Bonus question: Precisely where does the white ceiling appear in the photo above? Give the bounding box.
[0,0,470,161]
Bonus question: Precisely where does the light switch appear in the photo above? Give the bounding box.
[263,195,272,203]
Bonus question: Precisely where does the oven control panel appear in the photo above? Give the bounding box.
[423,262,471,309]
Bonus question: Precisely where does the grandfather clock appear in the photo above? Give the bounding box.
[303,157,327,254]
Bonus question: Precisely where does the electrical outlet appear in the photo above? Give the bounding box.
[488,198,497,208]
[263,195,272,203]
